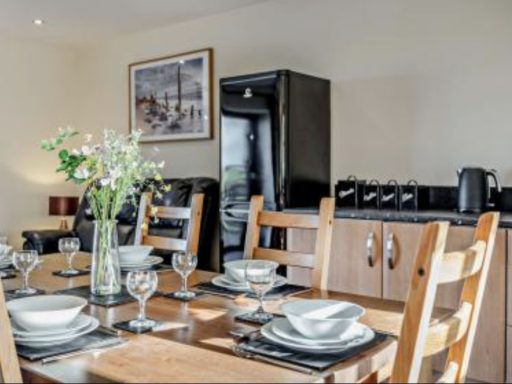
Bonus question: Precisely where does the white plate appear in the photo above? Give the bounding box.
[12,313,92,339]
[119,256,163,268]
[271,317,364,346]
[14,317,99,348]
[260,321,374,354]
[211,274,287,292]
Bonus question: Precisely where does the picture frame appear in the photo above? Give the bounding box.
[129,48,213,143]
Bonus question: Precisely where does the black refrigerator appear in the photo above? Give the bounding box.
[220,70,331,265]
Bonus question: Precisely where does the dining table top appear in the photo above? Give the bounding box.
[1,253,418,383]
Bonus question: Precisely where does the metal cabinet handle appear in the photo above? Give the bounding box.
[366,232,375,268]
[386,233,396,270]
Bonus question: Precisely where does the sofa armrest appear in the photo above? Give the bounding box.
[22,230,75,255]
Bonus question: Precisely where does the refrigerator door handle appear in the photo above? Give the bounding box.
[219,208,250,214]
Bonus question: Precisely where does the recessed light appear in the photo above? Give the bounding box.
[33,19,44,26]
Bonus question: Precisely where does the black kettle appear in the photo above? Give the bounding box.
[457,167,501,213]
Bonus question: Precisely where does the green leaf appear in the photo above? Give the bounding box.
[58,149,69,160]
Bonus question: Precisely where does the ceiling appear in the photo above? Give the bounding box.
[0,0,268,45]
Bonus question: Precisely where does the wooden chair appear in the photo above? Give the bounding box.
[388,212,500,383]
[137,192,205,255]
[244,195,335,290]
[0,282,22,383]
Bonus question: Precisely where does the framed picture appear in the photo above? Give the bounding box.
[129,48,213,142]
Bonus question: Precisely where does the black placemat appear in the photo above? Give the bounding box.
[16,328,124,361]
[5,289,46,301]
[163,291,206,302]
[235,312,284,325]
[52,270,90,278]
[194,281,310,300]
[0,270,16,280]
[236,331,388,372]
[113,319,162,334]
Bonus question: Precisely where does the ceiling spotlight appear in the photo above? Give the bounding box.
[33,19,44,26]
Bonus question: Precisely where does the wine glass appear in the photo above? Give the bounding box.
[245,260,278,322]
[58,237,81,275]
[172,252,198,299]
[126,270,158,329]
[12,250,39,295]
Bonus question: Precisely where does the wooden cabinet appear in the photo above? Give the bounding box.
[508,231,512,327]
[507,328,512,383]
[287,219,383,297]
[288,218,507,383]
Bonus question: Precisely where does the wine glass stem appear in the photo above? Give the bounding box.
[256,293,265,315]
[67,253,73,270]
[21,271,29,291]
[138,299,146,322]
[181,275,188,293]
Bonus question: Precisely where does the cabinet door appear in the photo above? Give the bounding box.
[327,219,383,297]
[507,327,512,383]
[287,219,383,297]
[382,222,506,383]
[508,231,512,327]
[382,222,423,301]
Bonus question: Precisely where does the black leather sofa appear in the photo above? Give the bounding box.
[22,177,219,271]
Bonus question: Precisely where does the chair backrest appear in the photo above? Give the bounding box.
[138,192,205,255]
[0,283,22,383]
[390,212,500,383]
[244,195,335,290]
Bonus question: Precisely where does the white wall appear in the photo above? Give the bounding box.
[75,0,512,186]
[0,35,80,247]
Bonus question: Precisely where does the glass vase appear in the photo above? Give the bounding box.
[91,220,121,296]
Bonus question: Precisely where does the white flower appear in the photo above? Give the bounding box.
[72,148,80,156]
[74,167,90,180]
[81,145,94,156]
[100,178,111,187]
[84,134,93,143]
[158,161,165,169]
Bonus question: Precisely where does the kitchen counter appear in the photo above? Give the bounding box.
[285,207,512,228]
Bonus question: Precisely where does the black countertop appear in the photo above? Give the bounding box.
[285,208,512,228]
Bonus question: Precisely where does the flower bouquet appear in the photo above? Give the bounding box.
[42,128,166,295]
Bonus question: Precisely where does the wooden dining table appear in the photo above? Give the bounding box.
[2,253,413,383]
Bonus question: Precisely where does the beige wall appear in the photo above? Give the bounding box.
[3,0,512,246]
[0,35,80,247]
[75,0,512,186]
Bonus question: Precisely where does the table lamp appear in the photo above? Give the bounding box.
[49,196,79,230]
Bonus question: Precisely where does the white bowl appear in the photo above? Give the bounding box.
[281,300,365,340]
[119,245,153,265]
[6,295,87,332]
[223,259,279,283]
[0,244,12,256]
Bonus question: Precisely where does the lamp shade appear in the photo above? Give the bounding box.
[49,196,79,216]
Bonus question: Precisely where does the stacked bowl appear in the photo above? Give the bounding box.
[212,260,286,291]
[118,246,163,271]
[0,244,12,270]
[261,299,372,353]
[7,295,99,348]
